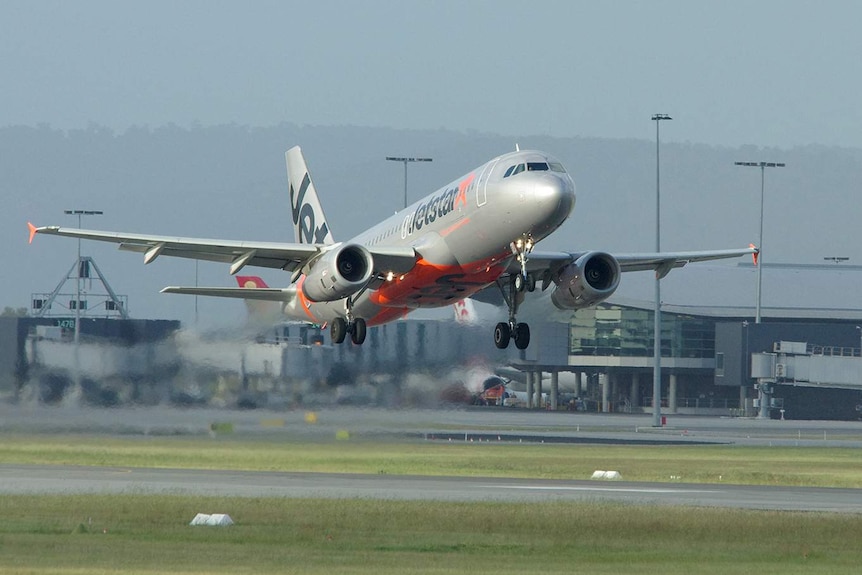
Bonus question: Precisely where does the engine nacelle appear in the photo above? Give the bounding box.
[550,251,621,310]
[302,243,374,302]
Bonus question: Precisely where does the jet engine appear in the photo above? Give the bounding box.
[302,243,374,302]
[550,251,621,310]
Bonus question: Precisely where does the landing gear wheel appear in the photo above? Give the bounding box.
[514,322,531,350]
[350,318,367,345]
[526,274,536,292]
[494,322,511,349]
[330,317,347,344]
[514,273,526,293]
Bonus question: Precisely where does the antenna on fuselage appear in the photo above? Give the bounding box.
[515,143,520,151]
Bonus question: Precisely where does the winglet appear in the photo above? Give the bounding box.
[27,222,38,244]
[750,243,759,266]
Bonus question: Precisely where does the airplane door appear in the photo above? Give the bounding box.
[475,159,499,207]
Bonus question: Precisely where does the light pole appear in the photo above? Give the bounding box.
[64,209,102,405]
[734,161,785,324]
[651,114,671,427]
[64,209,103,344]
[386,156,433,209]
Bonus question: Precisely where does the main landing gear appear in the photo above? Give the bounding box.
[330,297,367,345]
[494,236,535,350]
[330,316,367,345]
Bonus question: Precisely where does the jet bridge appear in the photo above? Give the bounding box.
[751,340,862,391]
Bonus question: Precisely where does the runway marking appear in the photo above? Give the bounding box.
[487,485,720,494]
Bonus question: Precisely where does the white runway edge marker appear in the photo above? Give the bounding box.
[590,470,622,480]
[189,513,234,526]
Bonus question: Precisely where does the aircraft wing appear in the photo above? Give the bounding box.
[611,248,759,277]
[28,223,418,277]
[508,246,758,280]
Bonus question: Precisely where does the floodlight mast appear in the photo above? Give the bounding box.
[651,113,671,427]
[386,156,433,209]
[64,210,103,344]
[733,162,785,324]
[734,161,785,419]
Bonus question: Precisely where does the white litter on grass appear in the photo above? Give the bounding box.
[189,513,234,526]
[590,470,622,480]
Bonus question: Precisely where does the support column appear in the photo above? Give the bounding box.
[526,371,534,409]
[535,371,543,408]
[600,373,610,413]
[669,373,678,414]
[630,372,640,413]
[739,386,748,416]
[579,372,588,396]
[550,371,559,411]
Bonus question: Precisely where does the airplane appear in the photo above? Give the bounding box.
[28,146,757,350]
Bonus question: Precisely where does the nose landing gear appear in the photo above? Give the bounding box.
[494,236,535,350]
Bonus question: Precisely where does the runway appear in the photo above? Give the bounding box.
[2,464,861,513]
[2,405,861,513]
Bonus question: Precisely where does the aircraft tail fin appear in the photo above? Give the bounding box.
[236,275,281,322]
[453,298,478,326]
[286,146,335,245]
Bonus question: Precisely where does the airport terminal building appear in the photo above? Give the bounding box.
[511,301,862,420]
[4,297,862,419]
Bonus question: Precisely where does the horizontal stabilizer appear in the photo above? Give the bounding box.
[161,286,295,301]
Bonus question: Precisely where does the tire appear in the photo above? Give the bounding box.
[514,274,525,292]
[494,322,511,349]
[351,318,367,345]
[514,322,531,350]
[526,274,536,292]
[330,317,347,344]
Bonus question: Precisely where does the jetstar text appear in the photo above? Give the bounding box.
[406,185,468,235]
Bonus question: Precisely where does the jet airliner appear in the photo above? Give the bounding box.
[28,146,756,349]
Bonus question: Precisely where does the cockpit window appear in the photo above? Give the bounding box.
[504,160,566,177]
[527,162,549,171]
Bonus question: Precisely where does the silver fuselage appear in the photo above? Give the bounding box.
[288,150,576,325]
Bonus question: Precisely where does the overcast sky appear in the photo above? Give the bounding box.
[3,0,861,149]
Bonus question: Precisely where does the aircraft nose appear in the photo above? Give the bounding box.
[533,173,575,225]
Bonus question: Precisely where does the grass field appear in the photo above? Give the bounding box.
[1,434,862,487]
[2,433,862,573]
[2,494,861,575]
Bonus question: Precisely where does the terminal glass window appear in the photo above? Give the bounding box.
[567,304,715,359]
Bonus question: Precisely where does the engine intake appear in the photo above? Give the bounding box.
[550,251,621,310]
[302,243,373,302]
